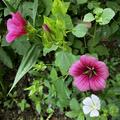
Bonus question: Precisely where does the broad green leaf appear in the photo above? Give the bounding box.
[43,45,58,56]
[93,7,103,15]
[72,24,88,38]
[50,68,58,80]
[22,2,33,18]
[54,79,69,108]
[77,112,84,120]
[65,111,79,118]
[111,22,119,34]
[42,0,52,16]
[9,45,40,93]
[95,45,109,56]
[63,14,73,30]
[55,51,78,75]
[96,8,115,25]
[77,0,88,4]
[11,36,31,56]
[106,1,120,13]
[0,47,13,68]
[70,98,80,111]
[83,13,95,22]
[108,104,119,117]
[33,0,38,26]
[87,1,100,10]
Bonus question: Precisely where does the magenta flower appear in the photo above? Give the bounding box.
[69,55,109,91]
[6,12,27,43]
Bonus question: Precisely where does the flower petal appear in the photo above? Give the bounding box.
[83,97,93,106]
[83,106,92,114]
[6,32,18,43]
[96,61,109,80]
[89,77,106,91]
[69,60,84,77]
[91,94,100,110]
[90,109,99,117]
[80,55,97,66]
[11,12,26,26]
[73,75,90,91]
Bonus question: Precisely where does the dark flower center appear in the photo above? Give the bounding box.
[84,66,97,78]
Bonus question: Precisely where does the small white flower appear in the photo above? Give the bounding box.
[82,94,101,117]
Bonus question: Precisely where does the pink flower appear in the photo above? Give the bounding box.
[6,12,27,43]
[69,55,109,91]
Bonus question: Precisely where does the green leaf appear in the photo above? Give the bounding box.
[50,68,58,80]
[36,101,41,114]
[106,1,120,13]
[43,45,58,56]
[3,0,16,12]
[70,98,80,111]
[65,111,79,118]
[42,0,52,16]
[63,14,73,30]
[54,79,69,108]
[87,1,100,10]
[33,0,38,26]
[77,0,88,5]
[52,0,70,16]
[8,45,40,93]
[11,36,31,56]
[18,99,30,111]
[93,7,103,15]
[22,2,33,18]
[108,104,119,117]
[111,22,119,34]
[55,51,78,75]
[96,8,115,25]
[72,23,88,38]
[0,47,13,68]
[77,112,84,120]
[95,45,109,56]
[83,13,95,22]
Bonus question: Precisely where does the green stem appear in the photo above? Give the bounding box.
[93,23,97,40]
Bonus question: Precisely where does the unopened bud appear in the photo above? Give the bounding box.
[42,24,51,32]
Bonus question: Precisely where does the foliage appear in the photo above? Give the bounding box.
[0,0,120,119]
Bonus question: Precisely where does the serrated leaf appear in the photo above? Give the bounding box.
[9,45,40,93]
[72,23,88,38]
[83,13,95,22]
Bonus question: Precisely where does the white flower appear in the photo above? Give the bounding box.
[82,94,101,117]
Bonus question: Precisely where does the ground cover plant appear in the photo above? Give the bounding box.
[0,0,120,119]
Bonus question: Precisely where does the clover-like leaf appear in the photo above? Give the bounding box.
[72,23,88,38]
[83,13,95,22]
